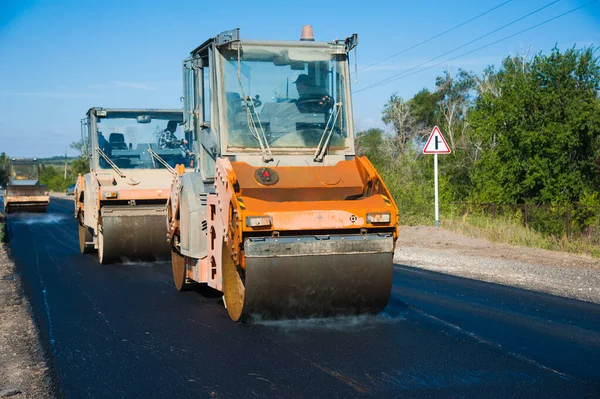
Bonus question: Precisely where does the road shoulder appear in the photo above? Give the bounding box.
[0,212,54,398]
[395,225,600,304]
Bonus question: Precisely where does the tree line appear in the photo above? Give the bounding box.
[357,46,600,233]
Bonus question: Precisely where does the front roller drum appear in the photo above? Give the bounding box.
[3,202,48,214]
[98,205,170,264]
[223,234,394,321]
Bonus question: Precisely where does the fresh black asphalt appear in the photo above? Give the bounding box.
[5,197,600,398]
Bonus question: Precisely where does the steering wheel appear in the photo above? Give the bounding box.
[296,96,332,113]
[242,96,262,108]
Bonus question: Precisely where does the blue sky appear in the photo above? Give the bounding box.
[0,0,598,157]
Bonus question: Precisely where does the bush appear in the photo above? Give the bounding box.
[39,165,76,192]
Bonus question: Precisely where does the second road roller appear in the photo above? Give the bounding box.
[3,158,50,213]
[75,108,194,264]
[167,26,399,321]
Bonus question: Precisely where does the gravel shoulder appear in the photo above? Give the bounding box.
[394,225,600,304]
[0,212,54,398]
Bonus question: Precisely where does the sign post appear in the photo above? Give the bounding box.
[423,126,451,227]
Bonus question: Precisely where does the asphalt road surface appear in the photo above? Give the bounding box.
[5,197,600,398]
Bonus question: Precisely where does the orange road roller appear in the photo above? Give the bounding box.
[75,108,194,264]
[167,27,399,321]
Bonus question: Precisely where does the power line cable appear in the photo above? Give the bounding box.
[355,0,566,93]
[360,0,514,72]
[357,0,560,91]
[354,0,598,94]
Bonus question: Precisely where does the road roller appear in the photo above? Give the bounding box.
[3,158,49,214]
[167,26,399,321]
[75,108,194,264]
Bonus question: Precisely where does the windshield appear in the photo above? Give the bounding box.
[96,114,192,170]
[220,44,351,150]
[11,164,38,180]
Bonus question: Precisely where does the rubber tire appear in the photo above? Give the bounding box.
[171,249,189,291]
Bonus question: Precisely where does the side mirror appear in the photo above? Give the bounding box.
[345,33,358,51]
[137,115,152,124]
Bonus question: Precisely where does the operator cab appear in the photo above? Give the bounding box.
[83,109,192,171]
[182,27,358,179]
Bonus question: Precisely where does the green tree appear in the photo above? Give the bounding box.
[39,164,78,192]
[69,139,90,177]
[435,69,476,151]
[433,69,478,203]
[470,46,600,204]
[382,95,416,151]
[0,152,9,186]
[70,138,88,157]
[71,156,89,176]
[408,88,442,131]
[355,128,385,167]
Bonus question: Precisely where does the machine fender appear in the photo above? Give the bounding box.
[83,173,98,230]
[355,156,397,207]
[355,156,400,244]
[166,175,182,243]
[177,172,208,259]
[214,158,244,267]
[74,174,86,219]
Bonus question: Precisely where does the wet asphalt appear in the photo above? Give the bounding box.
[4,197,600,398]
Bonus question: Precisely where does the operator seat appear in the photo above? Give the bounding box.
[226,92,242,115]
[109,133,128,150]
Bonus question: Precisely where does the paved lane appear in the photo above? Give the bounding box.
[6,198,600,398]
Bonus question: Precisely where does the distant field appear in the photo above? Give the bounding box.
[39,156,77,167]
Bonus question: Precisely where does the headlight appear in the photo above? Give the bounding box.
[103,191,118,199]
[246,215,272,227]
[367,212,391,223]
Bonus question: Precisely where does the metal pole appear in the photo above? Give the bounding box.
[434,153,439,227]
[64,147,67,179]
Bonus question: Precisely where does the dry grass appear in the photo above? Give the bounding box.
[0,212,4,243]
[441,213,600,258]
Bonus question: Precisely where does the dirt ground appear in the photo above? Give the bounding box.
[398,225,600,269]
[0,213,53,398]
[395,225,600,303]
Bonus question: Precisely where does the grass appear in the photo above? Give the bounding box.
[0,208,5,243]
[438,211,600,259]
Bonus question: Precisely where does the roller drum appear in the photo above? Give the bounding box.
[100,205,170,264]
[4,185,49,213]
[227,234,393,321]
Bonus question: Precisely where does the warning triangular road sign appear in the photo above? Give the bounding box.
[423,126,451,154]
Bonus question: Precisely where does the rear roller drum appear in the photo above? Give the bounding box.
[78,223,94,254]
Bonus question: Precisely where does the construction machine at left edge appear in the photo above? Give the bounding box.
[3,158,50,213]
